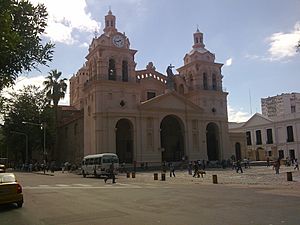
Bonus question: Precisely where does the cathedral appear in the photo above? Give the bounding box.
[58,10,235,166]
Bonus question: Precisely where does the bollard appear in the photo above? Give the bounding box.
[287,172,293,181]
[154,173,158,180]
[132,172,136,178]
[212,174,218,184]
[161,173,166,181]
[126,172,130,178]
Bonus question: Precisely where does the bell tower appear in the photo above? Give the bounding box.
[103,9,117,35]
[193,28,205,49]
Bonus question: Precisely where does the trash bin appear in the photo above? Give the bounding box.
[287,172,293,181]
[154,173,158,180]
[161,173,166,181]
[212,175,218,184]
[132,172,136,178]
[126,172,130,178]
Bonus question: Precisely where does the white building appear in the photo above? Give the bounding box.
[229,112,300,161]
[261,93,300,118]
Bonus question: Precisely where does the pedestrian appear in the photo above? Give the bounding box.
[267,157,270,167]
[274,160,280,174]
[104,162,116,183]
[236,160,243,173]
[294,159,299,171]
[169,162,175,177]
[193,161,200,178]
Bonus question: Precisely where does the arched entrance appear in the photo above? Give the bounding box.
[206,122,220,161]
[160,115,184,162]
[235,142,242,160]
[116,119,133,163]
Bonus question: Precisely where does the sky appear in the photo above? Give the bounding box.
[5,0,300,122]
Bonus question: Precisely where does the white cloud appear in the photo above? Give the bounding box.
[267,21,300,60]
[225,58,233,66]
[228,105,251,122]
[29,0,100,45]
[2,76,70,106]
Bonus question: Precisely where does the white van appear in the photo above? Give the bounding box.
[81,153,119,178]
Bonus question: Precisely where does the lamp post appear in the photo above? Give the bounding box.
[22,121,47,172]
[11,131,28,164]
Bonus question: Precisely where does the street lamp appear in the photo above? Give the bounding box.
[22,122,47,169]
[11,131,28,164]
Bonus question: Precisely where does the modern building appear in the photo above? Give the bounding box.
[57,10,233,165]
[261,93,300,118]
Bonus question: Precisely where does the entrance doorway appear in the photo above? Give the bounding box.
[160,115,184,162]
[206,122,220,161]
[235,142,242,160]
[116,119,133,163]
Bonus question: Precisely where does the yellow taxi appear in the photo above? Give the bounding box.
[0,173,24,208]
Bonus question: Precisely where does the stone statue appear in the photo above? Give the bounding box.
[166,64,175,90]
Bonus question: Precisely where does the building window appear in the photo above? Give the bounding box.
[268,151,272,157]
[278,150,284,159]
[287,126,294,142]
[122,60,128,82]
[203,73,208,90]
[147,92,156,100]
[266,128,273,144]
[291,105,296,113]
[246,131,252,145]
[289,149,295,159]
[178,84,184,95]
[108,59,116,80]
[212,74,217,90]
[256,130,262,145]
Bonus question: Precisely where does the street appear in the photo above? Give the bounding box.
[1,167,300,225]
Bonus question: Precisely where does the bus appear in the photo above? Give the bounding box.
[81,153,119,178]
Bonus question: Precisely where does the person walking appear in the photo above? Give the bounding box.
[104,162,116,183]
[169,162,175,177]
[294,159,299,171]
[236,160,243,173]
[274,160,280,174]
[193,161,200,178]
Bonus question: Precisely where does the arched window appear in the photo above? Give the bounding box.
[212,73,217,90]
[203,73,208,90]
[178,84,184,95]
[108,59,116,80]
[122,60,128,82]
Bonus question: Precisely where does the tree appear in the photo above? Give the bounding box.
[0,0,54,91]
[43,69,67,108]
[2,85,55,163]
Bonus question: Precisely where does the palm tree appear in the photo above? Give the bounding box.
[43,69,67,161]
[43,69,67,108]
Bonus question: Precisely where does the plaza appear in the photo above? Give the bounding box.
[1,166,300,225]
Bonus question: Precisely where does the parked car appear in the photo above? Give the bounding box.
[0,164,5,173]
[0,173,24,208]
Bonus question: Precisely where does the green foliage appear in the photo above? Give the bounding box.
[44,69,68,107]
[2,85,55,162]
[0,0,54,91]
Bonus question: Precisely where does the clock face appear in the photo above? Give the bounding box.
[112,35,125,47]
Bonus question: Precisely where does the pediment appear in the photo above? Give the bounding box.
[139,91,204,113]
[243,113,273,127]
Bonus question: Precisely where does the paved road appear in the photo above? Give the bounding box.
[1,167,300,225]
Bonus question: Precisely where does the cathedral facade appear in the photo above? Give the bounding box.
[66,10,232,165]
